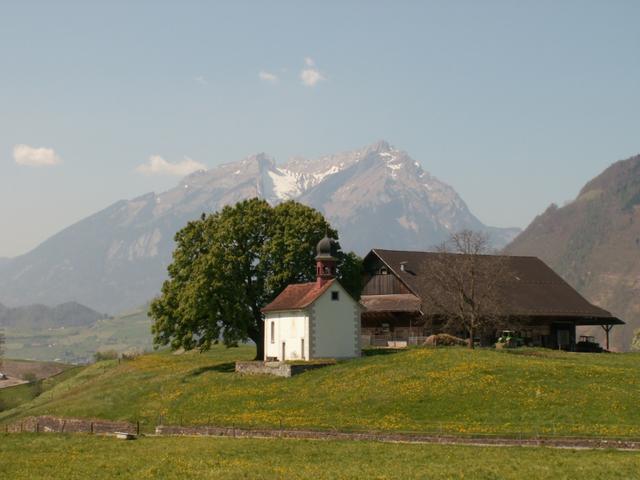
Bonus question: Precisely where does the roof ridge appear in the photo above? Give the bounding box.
[373,248,541,260]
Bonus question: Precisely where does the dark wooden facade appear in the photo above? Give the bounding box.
[359,249,623,350]
[362,273,410,296]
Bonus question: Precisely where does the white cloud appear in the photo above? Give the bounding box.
[13,144,62,167]
[300,68,325,87]
[194,75,208,85]
[300,57,325,87]
[136,155,207,176]
[258,70,279,83]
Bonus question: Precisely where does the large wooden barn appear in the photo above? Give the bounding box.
[360,249,624,350]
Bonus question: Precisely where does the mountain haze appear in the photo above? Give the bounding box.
[506,154,640,349]
[0,141,518,313]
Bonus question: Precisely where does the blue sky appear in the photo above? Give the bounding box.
[1,1,639,257]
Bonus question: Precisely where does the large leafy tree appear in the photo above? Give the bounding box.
[150,198,360,359]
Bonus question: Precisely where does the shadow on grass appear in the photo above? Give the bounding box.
[187,362,236,377]
[362,348,404,358]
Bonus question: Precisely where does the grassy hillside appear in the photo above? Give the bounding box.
[4,307,153,363]
[1,434,639,480]
[2,346,638,438]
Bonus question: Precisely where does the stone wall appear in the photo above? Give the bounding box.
[234,361,333,377]
[4,416,138,435]
[154,424,640,450]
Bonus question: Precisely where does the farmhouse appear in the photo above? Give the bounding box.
[360,249,624,350]
[261,236,361,361]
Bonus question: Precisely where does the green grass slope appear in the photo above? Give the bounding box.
[1,346,639,438]
[2,434,639,480]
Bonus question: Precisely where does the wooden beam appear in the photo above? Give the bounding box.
[601,324,614,351]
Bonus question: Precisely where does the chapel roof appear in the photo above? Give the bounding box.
[262,278,336,313]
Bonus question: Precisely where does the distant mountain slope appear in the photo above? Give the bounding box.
[0,141,518,313]
[505,154,640,349]
[0,301,105,329]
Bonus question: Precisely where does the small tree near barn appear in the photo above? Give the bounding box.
[424,230,510,349]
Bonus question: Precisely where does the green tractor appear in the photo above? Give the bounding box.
[576,335,603,353]
[495,330,524,349]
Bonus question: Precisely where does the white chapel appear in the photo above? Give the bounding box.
[261,236,361,361]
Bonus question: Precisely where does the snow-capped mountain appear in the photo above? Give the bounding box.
[0,141,519,313]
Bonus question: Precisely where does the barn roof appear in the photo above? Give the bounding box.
[262,279,336,313]
[360,294,421,313]
[365,249,624,325]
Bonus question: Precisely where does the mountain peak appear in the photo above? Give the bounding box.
[242,152,276,170]
[365,140,393,154]
[0,141,518,314]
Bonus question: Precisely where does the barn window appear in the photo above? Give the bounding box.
[270,321,275,344]
[331,291,340,301]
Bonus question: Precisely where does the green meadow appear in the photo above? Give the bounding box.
[2,346,638,438]
[1,434,639,480]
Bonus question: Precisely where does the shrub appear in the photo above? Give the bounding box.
[423,334,468,347]
[121,349,143,361]
[22,372,38,383]
[94,350,119,362]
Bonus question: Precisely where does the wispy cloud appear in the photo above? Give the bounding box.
[258,70,279,84]
[136,155,207,176]
[194,75,208,85]
[13,144,62,167]
[300,57,325,87]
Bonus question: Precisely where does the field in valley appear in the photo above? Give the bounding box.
[1,346,638,439]
[0,360,81,411]
[3,307,153,363]
[1,433,638,480]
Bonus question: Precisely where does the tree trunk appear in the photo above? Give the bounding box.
[468,323,475,349]
[249,319,265,361]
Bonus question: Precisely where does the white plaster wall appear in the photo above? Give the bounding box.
[311,282,361,359]
[264,311,309,361]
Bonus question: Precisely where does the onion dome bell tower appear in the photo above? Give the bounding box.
[315,234,337,286]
